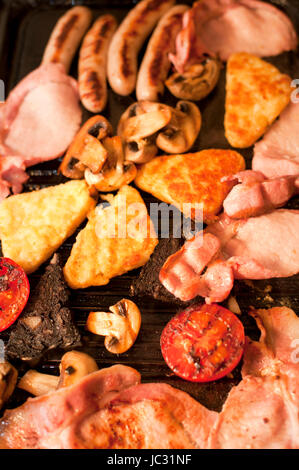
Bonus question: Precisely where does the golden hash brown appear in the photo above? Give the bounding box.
[0,180,96,274]
[134,149,245,223]
[63,185,158,289]
[225,52,291,148]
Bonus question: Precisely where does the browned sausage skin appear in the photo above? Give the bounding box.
[136,5,189,101]
[107,0,175,96]
[79,15,117,113]
[42,6,92,73]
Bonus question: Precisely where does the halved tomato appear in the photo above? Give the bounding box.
[0,258,30,332]
[161,303,245,382]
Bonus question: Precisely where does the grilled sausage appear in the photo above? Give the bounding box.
[136,5,188,101]
[42,6,93,73]
[107,0,175,96]
[79,15,117,113]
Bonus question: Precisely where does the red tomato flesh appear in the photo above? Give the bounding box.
[0,258,30,332]
[161,303,245,382]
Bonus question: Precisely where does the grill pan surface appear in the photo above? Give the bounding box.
[0,0,299,413]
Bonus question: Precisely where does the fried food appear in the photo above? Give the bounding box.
[134,149,245,222]
[0,180,96,274]
[225,52,291,148]
[59,115,112,179]
[63,185,158,289]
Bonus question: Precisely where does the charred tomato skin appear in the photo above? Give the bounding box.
[0,258,30,332]
[161,303,245,383]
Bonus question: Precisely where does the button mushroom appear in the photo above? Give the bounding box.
[165,58,221,101]
[120,107,172,142]
[58,351,98,389]
[84,136,137,192]
[59,115,113,179]
[118,101,172,164]
[0,362,18,409]
[18,370,59,397]
[156,101,202,154]
[124,137,158,164]
[86,299,141,354]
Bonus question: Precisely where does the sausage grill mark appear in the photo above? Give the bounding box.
[120,40,133,78]
[148,16,182,86]
[92,39,103,56]
[92,19,115,55]
[53,14,79,62]
[119,1,172,79]
[142,0,171,15]
[82,71,103,101]
[99,19,114,38]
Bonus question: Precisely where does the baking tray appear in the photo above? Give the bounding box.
[0,0,299,414]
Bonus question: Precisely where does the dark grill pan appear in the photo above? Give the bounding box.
[0,0,299,413]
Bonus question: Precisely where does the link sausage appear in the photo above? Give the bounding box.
[79,15,117,113]
[136,5,189,101]
[42,6,93,73]
[107,0,175,96]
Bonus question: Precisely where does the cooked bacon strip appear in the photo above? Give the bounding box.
[198,260,234,304]
[170,0,297,73]
[222,170,299,219]
[67,383,218,449]
[159,232,223,301]
[160,209,299,303]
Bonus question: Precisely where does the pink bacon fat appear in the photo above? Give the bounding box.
[222,170,299,219]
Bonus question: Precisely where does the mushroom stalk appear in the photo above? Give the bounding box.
[18,370,59,397]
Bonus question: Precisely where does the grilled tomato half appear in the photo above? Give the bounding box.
[0,258,30,332]
[161,303,245,382]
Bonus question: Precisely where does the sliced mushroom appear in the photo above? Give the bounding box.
[165,58,221,101]
[156,101,202,154]
[18,370,59,397]
[118,101,172,164]
[59,115,113,179]
[117,101,171,136]
[0,362,18,409]
[121,108,172,142]
[86,299,141,354]
[58,351,98,389]
[77,135,108,174]
[85,136,137,192]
